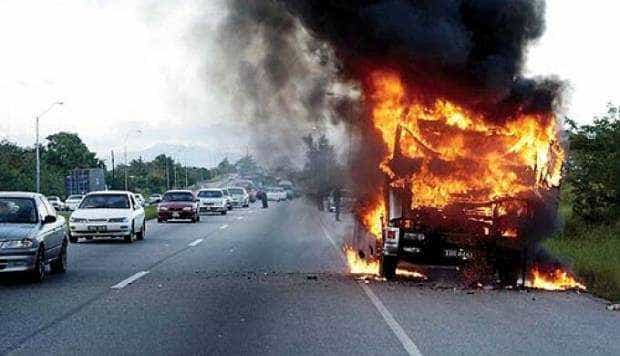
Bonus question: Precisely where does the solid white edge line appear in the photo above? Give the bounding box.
[359,283,422,356]
[110,271,150,289]
[318,222,346,265]
[237,216,244,220]
[220,224,229,229]
[318,217,422,356]
[188,238,204,247]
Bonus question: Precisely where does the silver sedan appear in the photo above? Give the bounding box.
[0,192,68,282]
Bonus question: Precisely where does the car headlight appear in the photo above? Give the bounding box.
[70,217,87,223]
[1,239,34,249]
[182,207,192,211]
[158,206,168,211]
[109,217,128,223]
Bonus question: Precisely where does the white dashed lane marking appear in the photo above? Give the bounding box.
[188,238,203,247]
[110,271,150,290]
[220,224,229,230]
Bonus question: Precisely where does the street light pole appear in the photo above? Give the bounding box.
[35,116,39,193]
[124,129,142,191]
[35,101,63,193]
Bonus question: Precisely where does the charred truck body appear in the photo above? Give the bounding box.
[379,125,554,285]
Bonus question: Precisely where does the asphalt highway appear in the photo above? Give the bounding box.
[0,200,618,355]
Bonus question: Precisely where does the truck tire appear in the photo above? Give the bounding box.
[380,255,397,280]
[496,252,522,287]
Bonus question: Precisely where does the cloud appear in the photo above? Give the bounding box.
[0,0,238,164]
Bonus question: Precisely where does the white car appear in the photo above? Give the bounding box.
[266,187,287,202]
[148,194,162,204]
[64,194,84,211]
[221,188,233,210]
[197,189,228,215]
[68,191,146,243]
[46,196,65,211]
[227,187,249,208]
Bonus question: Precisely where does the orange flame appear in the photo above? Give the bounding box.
[528,267,586,291]
[368,70,563,209]
[344,246,426,279]
[345,246,380,275]
[361,199,386,240]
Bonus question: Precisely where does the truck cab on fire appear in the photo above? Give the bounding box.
[378,125,538,286]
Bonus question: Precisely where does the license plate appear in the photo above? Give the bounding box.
[172,212,180,218]
[444,249,457,257]
[88,225,107,232]
[444,249,472,259]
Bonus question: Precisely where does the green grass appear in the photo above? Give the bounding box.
[144,205,157,220]
[543,220,620,302]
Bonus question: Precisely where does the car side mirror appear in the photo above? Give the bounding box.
[43,215,57,224]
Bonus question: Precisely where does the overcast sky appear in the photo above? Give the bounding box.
[0,0,618,160]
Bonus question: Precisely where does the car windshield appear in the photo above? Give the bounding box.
[228,188,244,195]
[163,192,194,202]
[67,195,83,200]
[222,190,229,196]
[198,190,222,198]
[79,194,130,209]
[0,198,38,224]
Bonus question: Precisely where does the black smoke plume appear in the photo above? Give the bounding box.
[280,0,563,121]
[218,0,564,186]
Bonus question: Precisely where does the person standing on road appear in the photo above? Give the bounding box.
[259,190,268,208]
[333,188,341,222]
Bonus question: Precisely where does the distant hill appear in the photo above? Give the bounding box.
[124,143,244,168]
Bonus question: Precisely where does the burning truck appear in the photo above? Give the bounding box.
[358,70,566,286]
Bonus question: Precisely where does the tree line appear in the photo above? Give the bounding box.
[0,131,266,198]
[564,104,619,226]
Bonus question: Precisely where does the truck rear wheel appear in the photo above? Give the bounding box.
[380,255,397,280]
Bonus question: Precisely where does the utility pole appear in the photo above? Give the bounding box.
[185,161,189,188]
[123,129,142,191]
[165,156,170,190]
[111,150,115,185]
[173,158,177,189]
[36,116,39,192]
